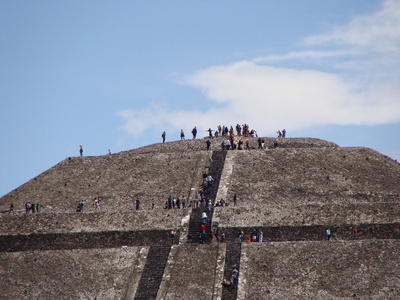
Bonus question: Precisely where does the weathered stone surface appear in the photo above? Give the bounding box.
[231,147,399,206]
[0,137,337,215]
[0,151,209,214]
[213,147,400,229]
[214,203,400,228]
[0,210,187,235]
[0,246,145,299]
[240,241,400,299]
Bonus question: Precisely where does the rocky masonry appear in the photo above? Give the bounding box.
[0,247,144,299]
[1,137,400,299]
[240,240,400,299]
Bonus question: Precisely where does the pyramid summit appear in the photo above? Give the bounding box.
[1,136,400,299]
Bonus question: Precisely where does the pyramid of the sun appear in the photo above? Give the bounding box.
[1,137,400,299]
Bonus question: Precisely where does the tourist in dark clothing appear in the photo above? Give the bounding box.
[171,230,176,244]
[201,231,206,243]
[8,203,15,214]
[251,229,258,242]
[232,266,239,287]
[369,226,374,239]
[182,196,186,208]
[77,201,84,212]
[238,230,243,243]
[162,131,166,143]
[168,196,172,209]
[206,139,211,150]
[136,199,140,210]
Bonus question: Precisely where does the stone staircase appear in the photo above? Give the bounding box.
[134,246,171,300]
[188,206,212,243]
[222,242,242,300]
[188,150,227,243]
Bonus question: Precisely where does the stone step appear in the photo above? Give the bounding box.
[220,223,396,242]
[134,246,171,300]
[0,229,175,252]
[221,243,242,300]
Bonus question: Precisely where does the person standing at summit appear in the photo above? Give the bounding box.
[192,126,197,139]
[80,144,83,156]
[162,131,166,143]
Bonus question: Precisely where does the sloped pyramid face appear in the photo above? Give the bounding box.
[1,137,400,299]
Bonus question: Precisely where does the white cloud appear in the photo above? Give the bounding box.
[118,60,400,138]
[303,0,400,53]
[117,103,206,138]
[118,0,400,138]
[184,61,400,128]
[253,50,355,63]
[258,0,400,79]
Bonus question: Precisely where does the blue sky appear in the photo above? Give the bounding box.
[1,0,400,197]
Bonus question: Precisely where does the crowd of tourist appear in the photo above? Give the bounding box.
[164,195,187,209]
[160,123,288,146]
